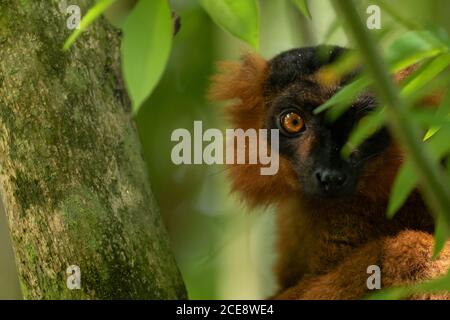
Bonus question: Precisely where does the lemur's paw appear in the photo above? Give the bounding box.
[382,230,450,286]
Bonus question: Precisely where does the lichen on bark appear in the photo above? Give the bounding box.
[0,0,186,299]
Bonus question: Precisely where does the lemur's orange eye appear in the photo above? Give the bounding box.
[281,112,304,134]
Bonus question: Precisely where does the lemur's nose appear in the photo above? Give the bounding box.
[315,169,348,191]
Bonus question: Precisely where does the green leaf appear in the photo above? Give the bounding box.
[386,31,448,72]
[387,161,417,217]
[328,52,449,162]
[291,0,311,19]
[341,108,386,158]
[367,286,414,300]
[433,215,450,258]
[424,127,441,141]
[202,0,259,48]
[63,0,117,51]
[315,31,448,119]
[103,0,137,28]
[318,50,361,81]
[401,53,450,96]
[388,126,450,217]
[433,152,450,257]
[423,81,450,140]
[426,126,450,158]
[314,77,369,116]
[368,270,450,300]
[122,0,173,114]
[410,110,450,128]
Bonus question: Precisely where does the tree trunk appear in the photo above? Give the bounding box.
[0,0,186,299]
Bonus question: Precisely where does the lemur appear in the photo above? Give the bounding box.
[210,46,450,299]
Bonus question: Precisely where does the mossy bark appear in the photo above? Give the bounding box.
[0,0,186,299]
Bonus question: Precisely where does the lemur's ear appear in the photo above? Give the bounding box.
[209,52,268,110]
[208,53,298,208]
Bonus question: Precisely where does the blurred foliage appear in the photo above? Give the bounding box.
[329,0,450,298]
[2,0,450,300]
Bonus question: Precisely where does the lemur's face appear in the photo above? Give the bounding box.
[211,45,403,206]
[264,46,391,198]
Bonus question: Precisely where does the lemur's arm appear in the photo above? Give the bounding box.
[274,230,450,300]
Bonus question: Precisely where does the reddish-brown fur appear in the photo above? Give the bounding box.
[210,54,299,208]
[209,52,450,299]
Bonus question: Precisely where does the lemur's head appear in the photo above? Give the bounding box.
[210,46,405,207]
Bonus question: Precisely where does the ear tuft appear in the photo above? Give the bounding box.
[208,53,298,208]
[209,52,268,106]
